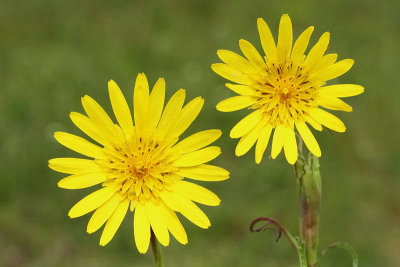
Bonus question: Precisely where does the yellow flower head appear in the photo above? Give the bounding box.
[49,73,229,253]
[212,14,364,164]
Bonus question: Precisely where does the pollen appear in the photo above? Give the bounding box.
[99,134,179,204]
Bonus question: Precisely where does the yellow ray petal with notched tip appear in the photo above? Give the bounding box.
[277,14,293,59]
[148,78,166,128]
[217,96,258,112]
[108,80,133,134]
[217,49,258,74]
[255,125,273,164]
[68,187,116,218]
[174,129,222,155]
[134,204,151,254]
[318,59,354,81]
[318,95,353,112]
[48,158,101,174]
[283,127,298,164]
[271,125,285,159]
[160,191,210,229]
[58,172,106,189]
[211,63,252,85]
[172,146,221,167]
[169,97,204,137]
[239,39,266,68]
[235,123,263,156]
[133,73,150,131]
[146,201,170,246]
[295,121,321,157]
[309,108,346,133]
[174,181,221,206]
[176,164,230,181]
[100,199,129,246]
[257,18,276,59]
[87,194,122,234]
[81,95,115,130]
[158,202,188,244]
[291,26,314,60]
[319,84,364,98]
[230,110,262,138]
[54,132,103,159]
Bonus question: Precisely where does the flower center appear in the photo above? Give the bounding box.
[252,60,322,127]
[98,134,179,204]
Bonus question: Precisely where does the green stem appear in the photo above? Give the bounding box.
[151,232,164,267]
[295,140,321,267]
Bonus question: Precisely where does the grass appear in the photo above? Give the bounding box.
[1,0,399,266]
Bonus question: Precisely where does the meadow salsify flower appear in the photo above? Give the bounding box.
[212,14,364,164]
[49,73,229,253]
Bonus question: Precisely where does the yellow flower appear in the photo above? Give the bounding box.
[212,14,364,164]
[49,73,229,253]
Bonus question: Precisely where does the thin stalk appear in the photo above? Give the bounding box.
[150,232,164,267]
[295,138,321,267]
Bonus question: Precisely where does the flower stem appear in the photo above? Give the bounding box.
[295,140,321,267]
[150,232,164,267]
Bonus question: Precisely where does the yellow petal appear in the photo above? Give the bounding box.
[217,50,257,74]
[283,128,298,164]
[134,204,151,254]
[235,123,262,156]
[230,110,262,138]
[175,181,221,206]
[211,63,252,85]
[157,89,186,133]
[172,146,221,167]
[291,26,314,60]
[311,53,338,73]
[306,116,323,131]
[133,73,150,131]
[146,202,170,246]
[160,191,210,229]
[271,125,285,159]
[58,172,106,189]
[239,39,266,68]
[216,96,258,112]
[309,108,346,132]
[87,194,121,234]
[225,83,258,96]
[169,97,204,137]
[81,95,115,130]
[257,18,276,59]
[148,78,166,128]
[69,112,111,146]
[54,132,104,158]
[100,198,129,246]
[318,59,354,81]
[176,164,230,181]
[174,129,222,155]
[277,14,293,58]
[318,95,353,112]
[319,84,364,98]
[108,80,133,134]
[255,125,272,164]
[304,32,330,68]
[48,158,100,174]
[68,186,116,218]
[295,121,321,157]
[158,202,188,244]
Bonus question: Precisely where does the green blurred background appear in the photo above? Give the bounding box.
[1,0,399,266]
